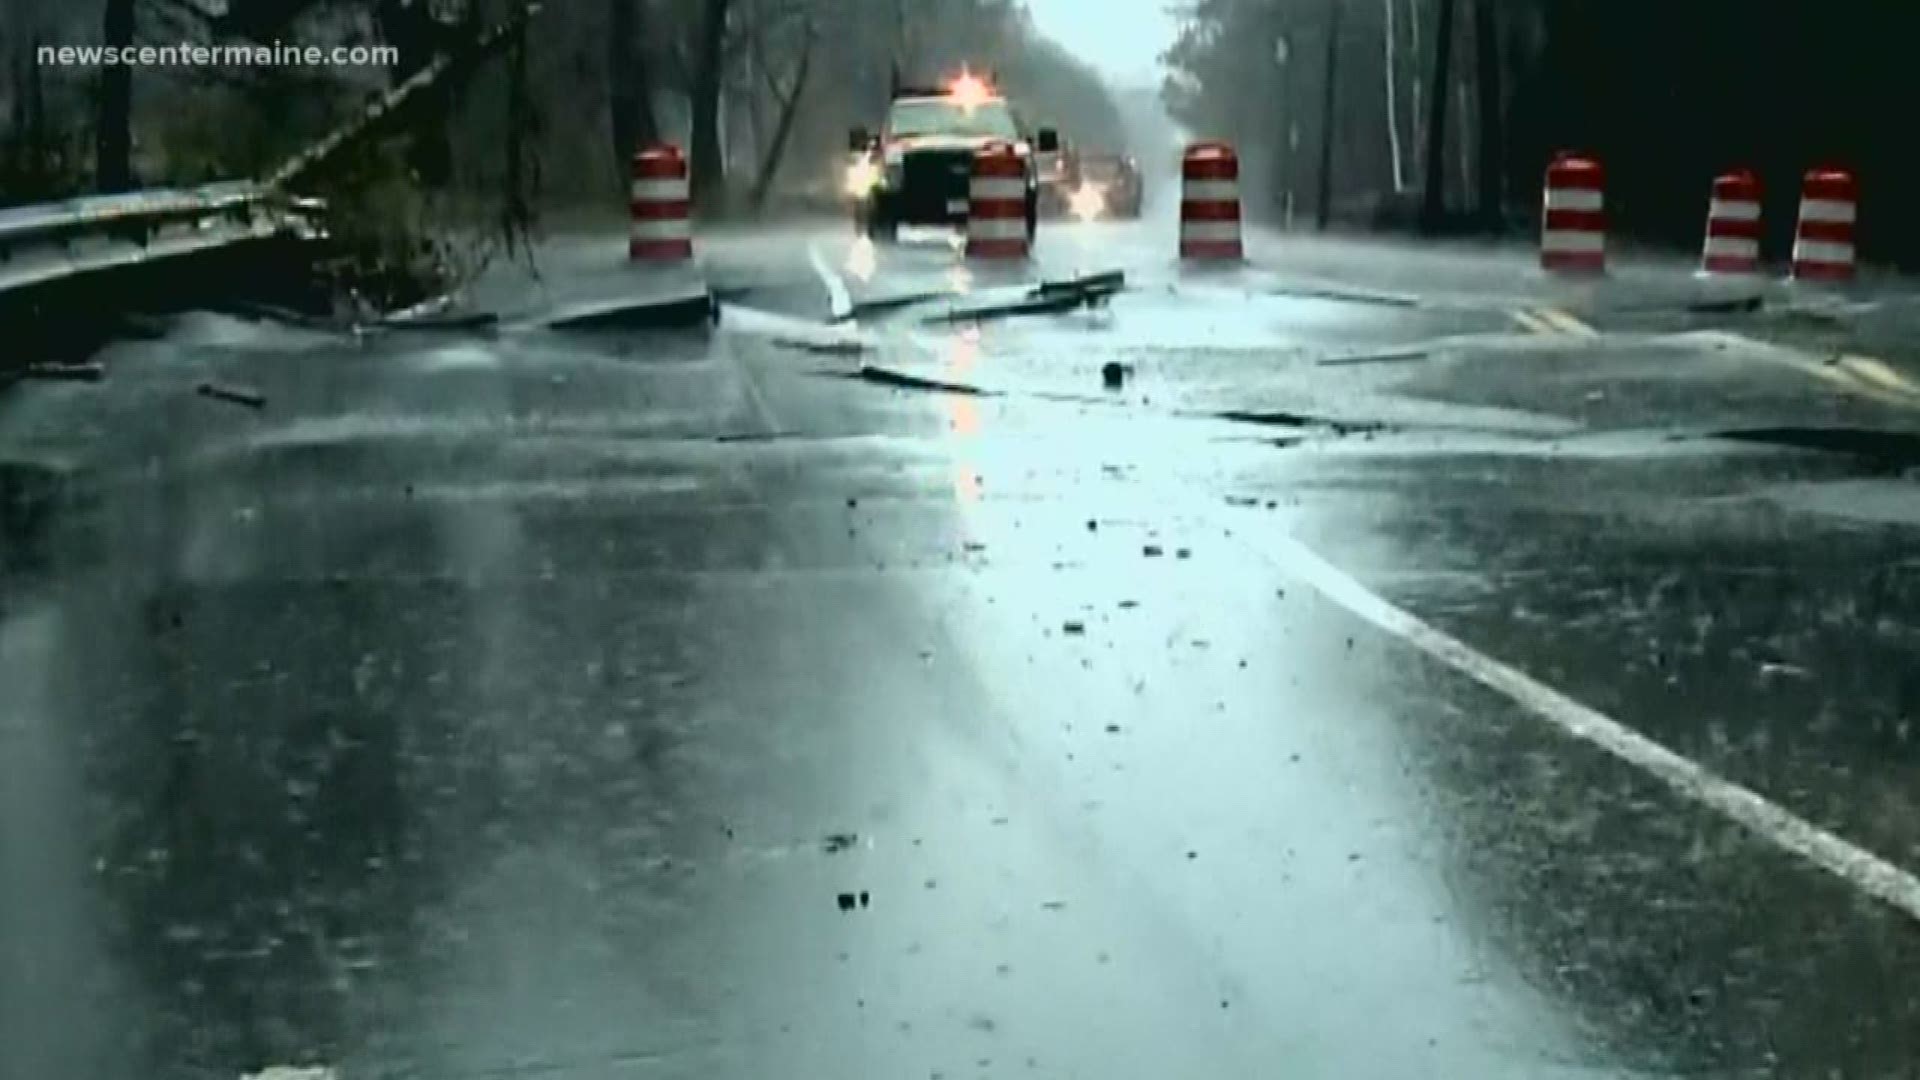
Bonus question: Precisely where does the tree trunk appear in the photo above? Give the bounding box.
[1419,0,1456,232]
[95,0,135,192]
[1314,0,1341,231]
[1454,69,1472,208]
[502,17,537,257]
[689,0,731,209]
[742,45,766,169]
[1382,0,1407,193]
[607,0,657,185]
[1406,0,1424,169]
[1472,0,1504,227]
[750,24,813,210]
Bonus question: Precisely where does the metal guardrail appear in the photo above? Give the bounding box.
[0,181,323,298]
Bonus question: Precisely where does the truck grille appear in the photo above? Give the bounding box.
[900,150,976,216]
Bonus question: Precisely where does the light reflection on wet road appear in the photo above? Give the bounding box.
[4,214,1920,1079]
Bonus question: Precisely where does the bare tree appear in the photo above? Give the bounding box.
[748,11,814,208]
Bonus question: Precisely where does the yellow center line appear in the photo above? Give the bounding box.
[1538,308,1600,338]
[1510,309,1557,336]
[1790,356,1914,409]
[1836,355,1920,398]
[1686,331,1919,410]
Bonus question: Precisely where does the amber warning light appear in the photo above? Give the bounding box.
[947,71,994,112]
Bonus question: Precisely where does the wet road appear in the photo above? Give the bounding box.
[5,207,1920,1080]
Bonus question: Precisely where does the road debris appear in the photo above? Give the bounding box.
[850,365,993,396]
[546,292,719,331]
[1267,282,1421,308]
[925,269,1126,325]
[835,288,961,324]
[1212,407,1392,436]
[1318,346,1430,367]
[772,336,870,357]
[196,382,267,409]
[1063,620,1086,635]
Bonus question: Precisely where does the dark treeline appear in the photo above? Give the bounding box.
[0,0,1120,299]
[1166,0,1920,267]
[0,0,1119,210]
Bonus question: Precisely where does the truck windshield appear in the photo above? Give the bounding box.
[887,98,1020,141]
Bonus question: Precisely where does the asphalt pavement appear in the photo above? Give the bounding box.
[4,201,1920,1080]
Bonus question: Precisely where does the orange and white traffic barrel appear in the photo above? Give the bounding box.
[1701,169,1763,275]
[1179,142,1242,260]
[967,141,1029,260]
[1541,152,1606,273]
[1792,166,1857,283]
[630,143,693,262]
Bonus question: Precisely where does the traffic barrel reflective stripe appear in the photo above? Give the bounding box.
[968,142,1029,260]
[1541,152,1605,273]
[1701,169,1763,275]
[1180,142,1242,260]
[631,143,692,262]
[1792,167,1857,282]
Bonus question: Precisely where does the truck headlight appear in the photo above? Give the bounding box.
[1069,182,1107,221]
[843,158,882,198]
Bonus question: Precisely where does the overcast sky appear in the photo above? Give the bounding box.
[1023,0,1179,87]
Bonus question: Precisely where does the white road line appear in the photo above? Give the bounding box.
[728,342,782,435]
[1243,527,1920,924]
[808,242,853,322]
